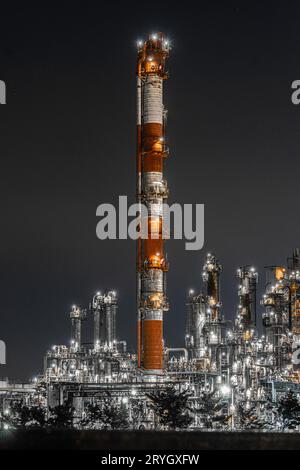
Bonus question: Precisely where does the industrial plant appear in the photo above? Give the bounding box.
[1,33,300,432]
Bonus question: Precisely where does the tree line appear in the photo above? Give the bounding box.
[1,387,300,431]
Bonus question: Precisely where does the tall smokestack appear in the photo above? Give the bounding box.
[136,33,170,374]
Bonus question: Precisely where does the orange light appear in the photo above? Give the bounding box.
[275,267,285,281]
[152,140,163,152]
[149,254,161,268]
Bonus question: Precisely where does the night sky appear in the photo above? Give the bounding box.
[1,2,300,380]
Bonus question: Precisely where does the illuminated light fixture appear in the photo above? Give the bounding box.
[220,384,230,396]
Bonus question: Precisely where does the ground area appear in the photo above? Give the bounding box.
[0,430,300,450]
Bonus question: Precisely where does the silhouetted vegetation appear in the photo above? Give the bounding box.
[147,386,193,430]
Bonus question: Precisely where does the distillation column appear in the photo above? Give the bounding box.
[186,291,207,362]
[101,291,117,348]
[203,253,222,323]
[92,293,101,349]
[262,266,289,370]
[70,306,86,351]
[236,266,258,334]
[91,291,117,350]
[202,253,223,370]
[136,33,170,374]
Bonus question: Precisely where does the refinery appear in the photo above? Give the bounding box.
[1,33,300,432]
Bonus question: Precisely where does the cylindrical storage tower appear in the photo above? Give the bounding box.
[136,33,170,374]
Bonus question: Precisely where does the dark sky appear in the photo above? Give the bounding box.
[1,1,300,380]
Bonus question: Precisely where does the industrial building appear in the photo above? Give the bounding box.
[1,33,300,431]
